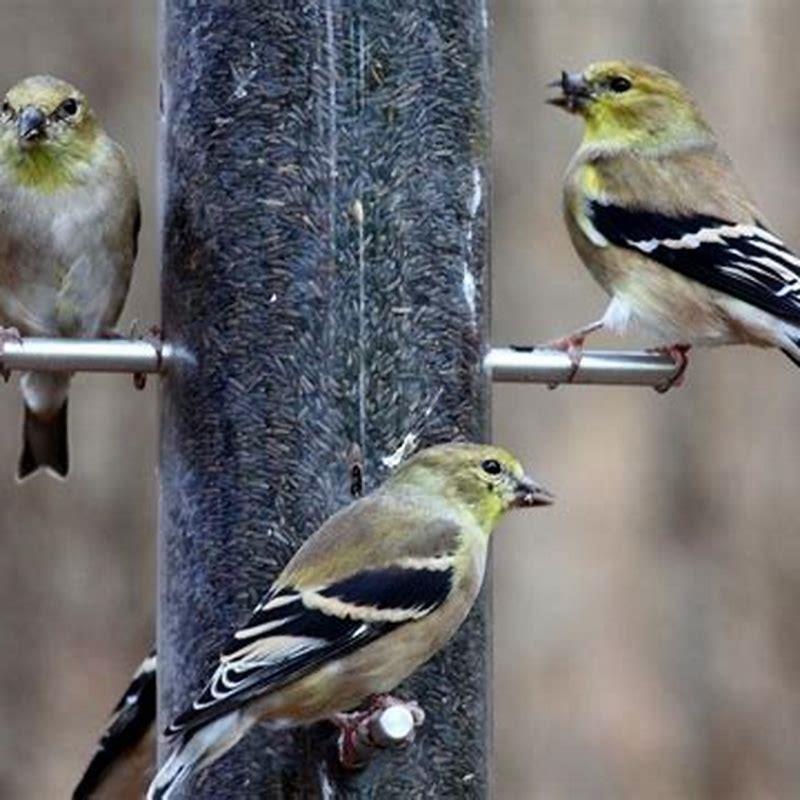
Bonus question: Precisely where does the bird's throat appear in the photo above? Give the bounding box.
[2,139,94,193]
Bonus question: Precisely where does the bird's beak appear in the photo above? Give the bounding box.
[513,475,555,508]
[18,106,47,143]
[546,70,592,112]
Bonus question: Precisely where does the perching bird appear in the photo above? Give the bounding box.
[148,442,552,799]
[547,60,800,390]
[73,651,156,799]
[0,75,139,478]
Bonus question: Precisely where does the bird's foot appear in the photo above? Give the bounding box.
[133,325,163,390]
[332,694,425,770]
[541,332,588,388]
[100,323,163,389]
[0,326,22,341]
[539,320,605,389]
[0,327,21,382]
[649,344,692,393]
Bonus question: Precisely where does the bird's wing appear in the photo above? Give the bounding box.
[588,200,800,322]
[165,511,460,738]
[73,650,156,799]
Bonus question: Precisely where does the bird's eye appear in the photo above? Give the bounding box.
[1,100,12,117]
[609,76,632,93]
[480,459,503,476]
[59,98,79,117]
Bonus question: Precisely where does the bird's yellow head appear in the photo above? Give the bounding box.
[0,75,101,191]
[548,60,712,152]
[389,442,553,532]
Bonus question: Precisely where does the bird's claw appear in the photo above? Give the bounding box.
[101,323,163,389]
[540,333,586,389]
[650,344,692,393]
[133,325,163,390]
[332,694,425,770]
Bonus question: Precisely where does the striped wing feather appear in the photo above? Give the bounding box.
[165,563,454,737]
[589,201,800,322]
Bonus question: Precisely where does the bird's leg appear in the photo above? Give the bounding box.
[649,343,692,393]
[0,326,21,382]
[331,694,425,769]
[331,708,372,769]
[540,319,605,385]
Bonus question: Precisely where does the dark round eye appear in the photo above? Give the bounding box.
[609,76,632,93]
[60,98,79,116]
[481,459,502,476]
[1,100,12,116]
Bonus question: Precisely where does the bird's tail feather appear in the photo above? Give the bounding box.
[18,400,68,480]
[146,711,249,800]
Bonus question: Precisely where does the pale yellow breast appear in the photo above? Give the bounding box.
[562,153,777,346]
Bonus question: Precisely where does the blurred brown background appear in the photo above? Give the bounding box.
[1,1,800,798]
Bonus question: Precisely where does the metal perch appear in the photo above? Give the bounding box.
[486,346,680,387]
[0,338,677,390]
[0,337,171,374]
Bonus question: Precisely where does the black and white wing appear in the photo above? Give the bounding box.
[165,560,455,738]
[588,201,800,321]
[73,650,157,799]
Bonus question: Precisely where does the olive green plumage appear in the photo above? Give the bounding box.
[548,61,800,387]
[147,442,552,800]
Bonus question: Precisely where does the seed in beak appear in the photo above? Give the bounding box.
[18,106,46,141]
[514,477,555,508]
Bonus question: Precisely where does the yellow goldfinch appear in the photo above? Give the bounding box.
[148,442,552,799]
[0,75,139,478]
[73,651,156,799]
[547,60,800,390]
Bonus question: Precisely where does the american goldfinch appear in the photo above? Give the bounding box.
[0,75,139,478]
[547,60,800,390]
[148,442,552,799]
[73,650,156,799]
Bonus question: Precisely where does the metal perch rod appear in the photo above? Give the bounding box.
[0,340,679,388]
[0,338,172,374]
[486,347,680,387]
